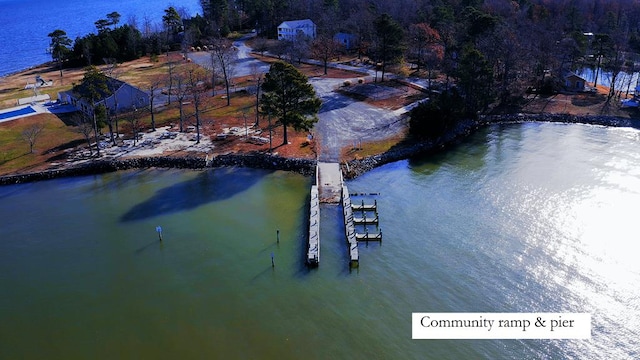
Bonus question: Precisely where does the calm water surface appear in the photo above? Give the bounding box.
[0,0,201,76]
[1,123,639,358]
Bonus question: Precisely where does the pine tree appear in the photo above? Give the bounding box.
[260,62,321,145]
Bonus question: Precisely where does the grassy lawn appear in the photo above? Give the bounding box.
[341,132,407,162]
[0,113,82,175]
[0,49,360,176]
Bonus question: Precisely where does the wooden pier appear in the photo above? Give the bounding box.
[308,162,383,267]
[307,185,320,266]
[342,184,359,267]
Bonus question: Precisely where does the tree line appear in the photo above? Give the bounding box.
[49,1,640,146]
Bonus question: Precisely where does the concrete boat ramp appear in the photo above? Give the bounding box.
[307,162,383,268]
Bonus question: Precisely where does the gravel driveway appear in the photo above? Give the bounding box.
[311,77,408,161]
[189,36,410,162]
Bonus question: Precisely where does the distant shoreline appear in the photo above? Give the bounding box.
[0,61,56,79]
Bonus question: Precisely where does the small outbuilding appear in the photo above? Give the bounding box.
[564,73,587,91]
[334,32,357,50]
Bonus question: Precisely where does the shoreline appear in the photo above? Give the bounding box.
[342,113,640,179]
[1,113,639,185]
[0,61,56,80]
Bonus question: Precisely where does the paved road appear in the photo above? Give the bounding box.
[188,33,271,78]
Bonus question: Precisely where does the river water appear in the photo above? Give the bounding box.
[1,123,639,358]
[0,0,201,77]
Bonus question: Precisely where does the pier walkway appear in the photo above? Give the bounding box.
[307,162,383,267]
[307,162,359,267]
[342,185,359,266]
[307,185,320,266]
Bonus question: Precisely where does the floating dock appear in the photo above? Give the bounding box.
[351,197,382,242]
[351,199,377,211]
[353,214,379,225]
[355,231,383,241]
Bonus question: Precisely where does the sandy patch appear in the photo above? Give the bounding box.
[100,126,214,158]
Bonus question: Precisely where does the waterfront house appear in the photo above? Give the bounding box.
[277,19,317,41]
[58,77,149,118]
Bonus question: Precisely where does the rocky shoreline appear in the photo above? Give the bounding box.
[1,113,638,185]
[342,113,640,179]
[0,153,315,185]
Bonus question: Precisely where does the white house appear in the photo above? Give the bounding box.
[277,19,317,41]
[58,77,149,118]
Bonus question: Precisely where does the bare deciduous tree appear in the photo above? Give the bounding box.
[174,70,189,132]
[211,38,238,106]
[311,35,344,75]
[71,113,95,156]
[250,63,264,127]
[21,123,45,154]
[186,63,208,143]
[144,75,164,131]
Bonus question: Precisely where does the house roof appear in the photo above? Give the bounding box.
[72,77,125,103]
[564,73,587,81]
[279,19,315,29]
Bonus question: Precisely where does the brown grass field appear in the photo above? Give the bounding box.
[0,52,366,175]
[2,51,635,176]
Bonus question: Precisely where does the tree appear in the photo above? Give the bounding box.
[185,64,208,143]
[409,23,441,72]
[107,11,121,28]
[174,71,189,132]
[210,38,238,106]
[103,60,121,145]
[373,14,405,82]
[71,113,95,155]
[126,106,144,146]
[48,29,72,78]
[75,66,111,156]
[163,6,182,47]
[144,75,164,131]
[251,63,264,127]
[590,33,615,88]
[260,61,321,145]
[95,19,111,33]
[21,123,45,154]
[201,0,230,36]
[409,23,444,89]
[166,58,177,105]
[311,35,343,75]
[456,46,494,114]
[410,90,465,140]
